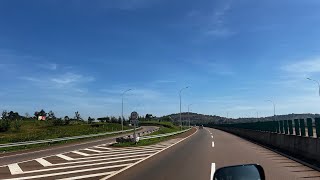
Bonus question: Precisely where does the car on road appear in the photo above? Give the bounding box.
[199,125,204,129]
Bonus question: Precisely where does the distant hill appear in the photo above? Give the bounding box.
[161,112,320,125]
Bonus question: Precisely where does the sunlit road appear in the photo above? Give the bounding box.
[1,127,320,180]
[110,127,320,180]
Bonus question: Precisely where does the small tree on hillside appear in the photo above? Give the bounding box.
[0,110,10,132]
[74,111,82,121]
[64,116,70,125]
[48,110,56,120]
[88,116,94,124]
[118,116,122,124]
[39,109,46,116]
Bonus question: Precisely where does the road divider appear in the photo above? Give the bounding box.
[139,128,191,140]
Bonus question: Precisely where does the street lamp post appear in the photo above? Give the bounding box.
[179,86,189,130]
[266,100,276,121]
[121,89,132,131]
[188,104,193,128]
[307,78,320,96]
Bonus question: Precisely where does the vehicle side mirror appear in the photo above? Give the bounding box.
[213,164,265,180]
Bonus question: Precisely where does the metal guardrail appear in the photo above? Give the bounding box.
[0,127,142,148]
[139,128,191,140]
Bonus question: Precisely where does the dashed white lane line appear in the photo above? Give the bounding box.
[72,151,90,156]
[35,158,52,167]
[8,163,23,175]
[210,163,216,180]
[56,154,74,161]
[57,171,118,180]
[3,163,132,180]
[211,135,213,139]
[212,141,215,147]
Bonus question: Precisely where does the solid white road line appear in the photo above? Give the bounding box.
[72,151,90,156]
[3,163,132,180]
[57,171,118,180]
[8,163,23,175]
[212,141,215,147]
[100,128,198,180]
[84,148,103,153]
[56,154,74,161]
[210,163,216,180]
[51,154,152,167]
[16,158,144,175]
[35,158,52,167]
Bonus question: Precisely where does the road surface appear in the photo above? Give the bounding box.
[0,127,320,180]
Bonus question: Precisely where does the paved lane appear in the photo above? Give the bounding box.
[110,127,320,180]
[0,126,156,166]
[0,138,182,180]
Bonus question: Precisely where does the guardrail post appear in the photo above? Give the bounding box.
[307,118,313,137]
[294,119,300,136]
[279,120,284,134]
[315,118,320,138]
[284,120,288,134]
[300,119,306,137]
[288,120,293,135]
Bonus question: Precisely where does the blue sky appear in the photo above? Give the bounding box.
[1,0,320,119]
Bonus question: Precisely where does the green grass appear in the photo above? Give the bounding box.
[112,121,189,147]
[0,120,131,144]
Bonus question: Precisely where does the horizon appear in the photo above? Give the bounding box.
[1,0,320,119]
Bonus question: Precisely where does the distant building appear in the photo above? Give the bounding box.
[38,116,46,121]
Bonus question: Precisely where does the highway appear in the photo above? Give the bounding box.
[0,127,320,179]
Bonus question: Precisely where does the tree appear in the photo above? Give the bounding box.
[74,111,81,121]
[98,118,105,123]
[64,116,70,125]
[1,110,8,120]
[25,113,30,119]
[0,110,10,132]
[118,116,122,124]
[39,109,46,116]
[48,110,56,120]
[8,111,20,121]
[106,116,110,123]
[34,111,39,119]
[88,116,94,124]
[145,114,153,120]
[111,116,117,123]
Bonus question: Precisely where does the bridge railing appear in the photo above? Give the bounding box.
[213,118,320,138]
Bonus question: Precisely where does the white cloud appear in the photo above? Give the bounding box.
[51,73,94,85]
[282,57,320,73]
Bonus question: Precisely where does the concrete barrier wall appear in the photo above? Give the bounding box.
[216,127,320,165]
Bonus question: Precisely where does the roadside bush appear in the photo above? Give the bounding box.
[13,119,22,131]
[52,118,64,126]
[0,119,10,132]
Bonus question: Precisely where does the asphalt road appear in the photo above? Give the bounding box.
[1,127,320,180]
[110,127,320,180]
[0,126,156,166]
